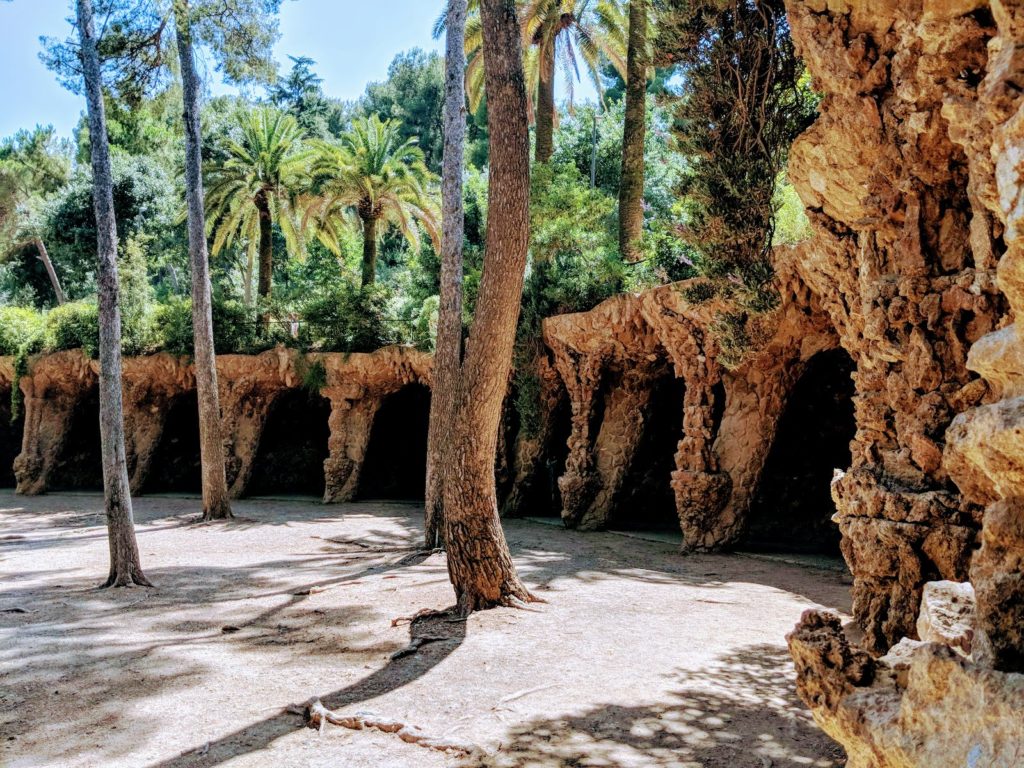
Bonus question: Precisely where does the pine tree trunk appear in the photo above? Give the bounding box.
[618,0,648,262]
[34,237,65,305]
[174,0,232,521]
[535,38,556,163]
[76,0,151,588]
[255,190,273,299]
[424,0,468,549]
[360,215,379,287]
[442,0,534,613]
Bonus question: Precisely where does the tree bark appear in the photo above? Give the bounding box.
[618,0,648,263]
[255,189,273,299]
[34,237,65,305]
[441,0,534,613]
[534,37,556,163]
[174,0,233,521]
[360,215,379,287]
[424,0,468,548]
[76,0,151,588]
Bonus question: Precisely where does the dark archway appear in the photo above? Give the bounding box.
[141,391,202,495]
[49,385,103,491]
[744,348,856,554]
[609,372,686,532]
[0,385,23,488]
[358,384,430,500]
[515,389,573,518]
[247,389,331,497]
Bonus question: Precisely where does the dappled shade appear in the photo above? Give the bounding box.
[745,349,856,555]
[358,384,430,500]
[246,389,331,497]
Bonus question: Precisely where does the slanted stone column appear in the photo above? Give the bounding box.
[14,350,97,495]
[322,388,379,503]
[786,0,1006,650]
[121,354,194,493]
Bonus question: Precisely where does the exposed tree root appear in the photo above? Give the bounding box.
[99,567,153,589]
[389,635,451,660]
[301,699,481,756]
[390,608,451,627]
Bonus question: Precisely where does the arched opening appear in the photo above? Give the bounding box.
[608,372,686,532]
[141,391,201,495]
[247,389,331,498]
[744,348,856,554]
[358,384,430,500]
[50,385,102,491]
[517,389,573,518]
[0,384,23,488]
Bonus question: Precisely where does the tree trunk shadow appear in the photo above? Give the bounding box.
[147,611,466,768]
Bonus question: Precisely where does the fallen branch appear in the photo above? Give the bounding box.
[303,699,480,756]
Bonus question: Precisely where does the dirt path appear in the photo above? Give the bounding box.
[0,492,849,768]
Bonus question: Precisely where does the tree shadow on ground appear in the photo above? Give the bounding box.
[148,611,466,768]
[462,644,845,768]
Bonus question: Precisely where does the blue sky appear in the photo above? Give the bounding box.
[0,0,597,141]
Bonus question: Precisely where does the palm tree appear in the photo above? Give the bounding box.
[439,0,627,163]
[205,107,308,303]
[306,115,440,287]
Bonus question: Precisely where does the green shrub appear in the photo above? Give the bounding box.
[44,301,100,357]
[151,296,194,356]
[301,282,404,353]
[152,295,271,356]
[0,307,44,357]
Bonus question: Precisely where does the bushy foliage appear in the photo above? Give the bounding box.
[299,282,406,353]
[0,306,45,357]
[44,301,100,357]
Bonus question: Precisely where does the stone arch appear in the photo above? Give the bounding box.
[357,383,431,500]
[743,348,856,554]
[245,388,332,498]
[48,382,102,492]
[608,371,687,532]
[139,390,202,495]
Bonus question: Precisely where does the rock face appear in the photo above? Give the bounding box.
[785,0,1007,652]
[785,0,1024,762]
[12,346,431,503]
[539,248,840,543]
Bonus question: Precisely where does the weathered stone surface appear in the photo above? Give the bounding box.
[789,608,1024,768]
[786,0,1006,651]
[916,581,976,655]
[11,346,431,503]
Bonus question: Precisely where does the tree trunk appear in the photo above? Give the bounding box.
[34,237,65,305]
[76,0,151,588]
[255,190,273,299]
[618,0,648,263]
[535,37,556,163]
[360,215,379,287]
[174,0,232,521]
[441,0,534,613]
[425,0,468,548]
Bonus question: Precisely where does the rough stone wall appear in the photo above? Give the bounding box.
[10,346,431,502]
[786,0,1007,651]
[785,1,1024,764]
[541,265,837,540]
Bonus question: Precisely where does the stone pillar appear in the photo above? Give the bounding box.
[553,356,604,526]
[786,0,1005,651]
[943,0,1024,673]
[322,388,380,503]
[13,350,97,495]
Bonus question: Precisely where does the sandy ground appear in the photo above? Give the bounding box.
[0,491,851,768]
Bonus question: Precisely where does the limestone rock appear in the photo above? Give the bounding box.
[916,581,976,655]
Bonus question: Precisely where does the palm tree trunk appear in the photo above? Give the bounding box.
[255,190,273,299]
[76,0,151,588]
[360,215,379,287]
[34,237,65,305]
[174,0,232,521]
[425,0,468,548]
[618,0,648,262]
[442,0,534,613]
[535,37,556,163]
